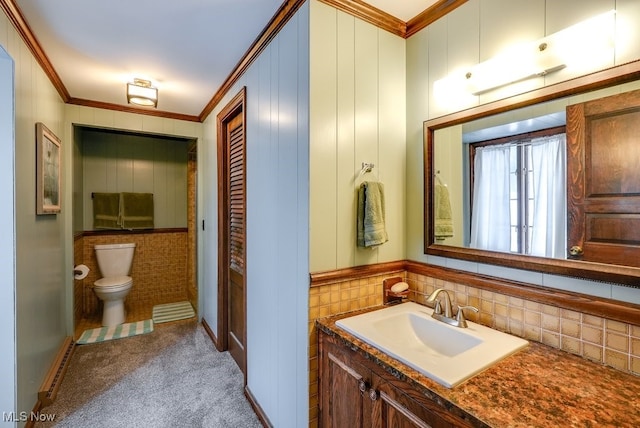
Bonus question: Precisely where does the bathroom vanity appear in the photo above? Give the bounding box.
[317,306,640,427]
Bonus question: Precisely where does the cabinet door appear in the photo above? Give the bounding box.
[371,374,463,428]
[320,338,373,428]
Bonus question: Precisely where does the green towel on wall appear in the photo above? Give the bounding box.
[120,192,154,229]
[357,181,388,248]
[92,192,121,229]
[434,183,454,240]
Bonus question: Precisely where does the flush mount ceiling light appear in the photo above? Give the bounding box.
[126,78,158,107]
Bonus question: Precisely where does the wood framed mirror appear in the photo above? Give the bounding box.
[424,60,640,287]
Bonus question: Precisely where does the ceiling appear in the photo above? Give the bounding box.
[12,0,437,119]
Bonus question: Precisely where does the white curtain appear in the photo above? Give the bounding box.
[470,144,512,252]
[530,134,566,258]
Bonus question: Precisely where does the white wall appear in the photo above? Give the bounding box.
[406,0,640,303]
[309,0,406,272]
[0,45,16,426]
[201,3,310,426]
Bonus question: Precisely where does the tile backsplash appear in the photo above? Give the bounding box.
[308,272,396,428]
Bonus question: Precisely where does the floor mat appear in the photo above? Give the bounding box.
[77,319,154,345]
[152,301,195,324]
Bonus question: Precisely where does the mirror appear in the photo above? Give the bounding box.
[424,61,640,287]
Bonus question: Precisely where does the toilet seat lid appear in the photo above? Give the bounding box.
[94,276,132,288]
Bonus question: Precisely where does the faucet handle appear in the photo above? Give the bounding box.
[433,300,443,315]
[456,305,479,328]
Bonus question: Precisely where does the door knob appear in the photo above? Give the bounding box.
[358,380,368,394]
[569,245,584,257]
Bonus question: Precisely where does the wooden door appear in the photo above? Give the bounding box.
[217,89,246,378]
[226,113,245,372]
[567,89,640,267]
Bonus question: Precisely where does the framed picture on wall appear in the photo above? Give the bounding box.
[36,122,61,215]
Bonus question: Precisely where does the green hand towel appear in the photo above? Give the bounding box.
[92,192,121,229]
[357,181,388,248]
[120,192,154,229]
[434,183,454,240]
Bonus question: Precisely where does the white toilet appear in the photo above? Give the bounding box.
[94,243,136,326]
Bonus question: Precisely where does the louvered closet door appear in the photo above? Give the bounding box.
[226,113,246,372]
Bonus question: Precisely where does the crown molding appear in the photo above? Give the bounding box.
[68,98,200,122]
[2,0,467,123]
[0,0,69,101]
[0,0,204,121]
[199,0,307,122]
[316,0,406,37]
[406,0,468,38]
[200,0,467,121]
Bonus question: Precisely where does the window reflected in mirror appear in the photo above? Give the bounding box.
[432,98,569,257]
[425,65,640,285]
[468,129,566,258]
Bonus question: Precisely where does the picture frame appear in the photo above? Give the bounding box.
[36,122,61,215]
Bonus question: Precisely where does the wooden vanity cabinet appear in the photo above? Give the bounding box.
[319,332,373,427]
[319,330,475,428]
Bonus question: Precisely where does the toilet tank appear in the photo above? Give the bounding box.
[94,243,136,277]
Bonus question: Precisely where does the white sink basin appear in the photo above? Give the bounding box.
[336,302,528,388]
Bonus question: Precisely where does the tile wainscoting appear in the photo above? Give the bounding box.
[308,261,640,428]
[308,262,405,428]
[75,229,189,330]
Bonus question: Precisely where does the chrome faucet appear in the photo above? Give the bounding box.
[425,288,478,328]
[426,288,454,318]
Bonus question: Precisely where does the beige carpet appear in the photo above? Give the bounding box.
[36,320,261,428]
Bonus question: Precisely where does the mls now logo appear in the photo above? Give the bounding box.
[3,412,56,422]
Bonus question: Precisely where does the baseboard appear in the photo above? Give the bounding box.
[245,386,272,428]
[38,336,75,407]
[201,318,219,349]
[23,401,42,428]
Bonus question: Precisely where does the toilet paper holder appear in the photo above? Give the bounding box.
[74,264,90,280]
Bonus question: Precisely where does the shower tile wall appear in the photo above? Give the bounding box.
[80,231,188,318]
[187,150,197,309]
[73,235,84,325]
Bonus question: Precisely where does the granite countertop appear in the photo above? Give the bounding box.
[317,306,640,428]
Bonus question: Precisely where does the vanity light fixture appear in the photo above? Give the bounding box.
[436,10,616,98]
[464,39,567,96]
[126,78,158,108]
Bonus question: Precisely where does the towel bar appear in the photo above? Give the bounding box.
[359,162,374,176]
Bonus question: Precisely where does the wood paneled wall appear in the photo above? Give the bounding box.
[80,128,189,230]
[309,0,406,272]
[202,3,310,426]
[0,12,67,416]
